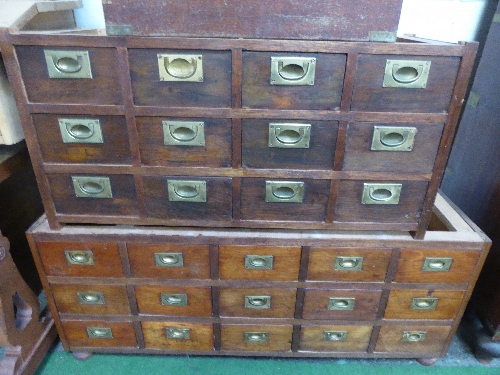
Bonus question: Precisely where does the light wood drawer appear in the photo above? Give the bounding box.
[375,325,452,353]
[219,288,296,318]
[127,243,210,279]
[302,289,382,320]
[384,289,465,320]
[37,241,123,278]
[61,320,137,348]
[393,249,480,283]
[51,284,130,315]
[299,325,372,352]
[142,321,214,350]
[221,324,293,352]
[135,285,212,316]
[129,49,232,108]
[219,245,301,281]
[307,247,392,282]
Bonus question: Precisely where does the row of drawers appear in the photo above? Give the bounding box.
[38,242,480,283]
[49,174,430,225]
[17,46,460,113]
[61,319,452,353]
[37,115,444,174]
[51,283,465,321]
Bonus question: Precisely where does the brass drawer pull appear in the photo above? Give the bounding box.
[383,60,431,89]
[323,331,348,342]
[161,293,188,306]
[328,297,355,311]
[244,255,274,270]
[72,176,113,199]
[44,50,93,79]
[59,118,103,144]
[268,123,311,149]
[334,256,364,271]
[244,332,269,343]
[77,291,105,305]
[154,253,184,267]
[244,295,271,309]
[163,121,205,146]
[371,126,417,152]
[270,57,316,86]
[64,250,94,266]
[411,297,439,310]
[265,181,305,203]
[402,331,426,342]
[422,257,453,272]
[158,54,203,82]
[87,327,113,339]
[168,180,207,202]
[166,328,191,340]
[361,183,402,205]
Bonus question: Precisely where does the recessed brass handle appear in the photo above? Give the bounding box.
[328,297,355,310]
[163,121,205,146]
[154,253,184,267]
[168,180,207,202]
[392,64,424,84]
[371,126,417,152]
[270,57,316,86]
[334,256,364,271]
[161,293,188,306]
[87,327,113,339]
[361,183,402,205]
[265,181,305,203]
[158,54,203,82]
[64,250,94,266]
[323,331,348,342]
[402,331,426,342]
[72,176,113,199]
[244,255,274,270]
[278,61,309,81]
[166,328,191,340]
[244,295,271,309]
[411,297,439,310]
[244,332,269,343]
[77,291,105,305]
[268,123,311,149]
[44,50,92,79]
[59,118,103,144]
[422,257,453,272]
[383,60,431,89]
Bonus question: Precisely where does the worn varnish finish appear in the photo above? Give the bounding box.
[25,193,492,360]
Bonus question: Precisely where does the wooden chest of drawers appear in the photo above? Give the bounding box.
[26,193,491,362]
[0,32,478,238]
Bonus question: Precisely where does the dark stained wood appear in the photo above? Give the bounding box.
[340,53,358,111]
[231,118,242,169]
[61,319,137,348]
[333,121,348,171]
[136,116,232,167]
[374,325,451,353]
[342,122,445,173]
[220,324,293,352]
[299,325,372,352]
[231,49,242,109]
[141,321,213,350]
[241,119,338,170]
[128,48,232,108]
[242,52,345,110]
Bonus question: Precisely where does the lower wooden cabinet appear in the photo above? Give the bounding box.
[27,193,490,360]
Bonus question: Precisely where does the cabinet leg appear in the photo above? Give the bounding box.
[72,352,93,361]
[416,358,437,366]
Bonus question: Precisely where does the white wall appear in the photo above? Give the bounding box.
[74,0,488,43]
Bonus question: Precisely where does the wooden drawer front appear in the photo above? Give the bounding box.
[127,243,210,279]
[143,176,232,221]
[241,119,338,170]
[61,320,137,348]
[299,325,372,352]
[240,178,329,222]
[142,321,214,350]
[302,289,382,320]
[242,52,345,110]
[37,241,123,277]
[342,122,444,173]
[129,49,232,108]
[137,117,232,167]
[48,174,139,217]
[221,324,293,352]
[334,180,429,224]
[219,245,301,281]
[219,288,296,318]
[384,290,465,320]
[307,248,392,282]
[393,249,480,284]
[375,325,452,353]
[33,114,132,165]
[16,46,123,105]
[51,284,130,315]
[135,285,212,317]
[351,55,460,113]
